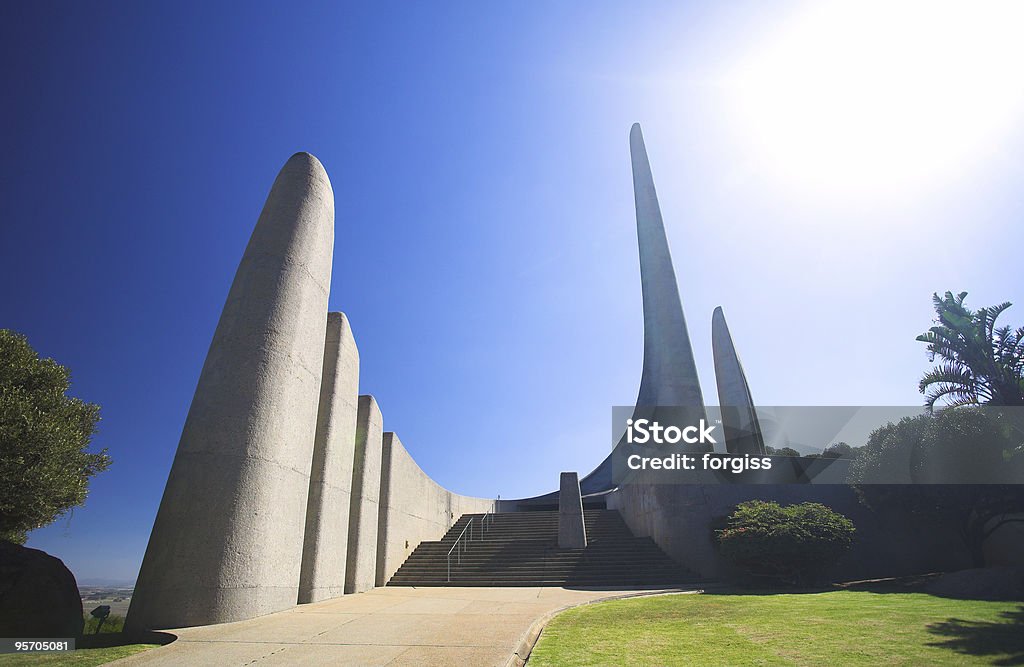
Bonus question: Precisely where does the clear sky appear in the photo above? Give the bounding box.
[2,1,1022,583]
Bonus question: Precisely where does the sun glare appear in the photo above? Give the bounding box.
[722,1,1024,198]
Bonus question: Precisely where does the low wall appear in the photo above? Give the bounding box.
[375,433,494,585]
[608,470,973,581]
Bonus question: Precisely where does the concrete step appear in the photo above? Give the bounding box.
[387,508,693,587]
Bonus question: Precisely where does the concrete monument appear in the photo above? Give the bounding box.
[127,153,334,630]
[299,312,360,603]
[712,306,766,456]
[345,395,384,594]
[630,123,706,413]
[558,472,587,549]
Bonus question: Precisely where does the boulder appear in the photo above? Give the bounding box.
[0,541,83,637]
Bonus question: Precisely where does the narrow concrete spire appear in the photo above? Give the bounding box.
[127,152,335,630]
[629,123,706,412]
[712,306,766,456]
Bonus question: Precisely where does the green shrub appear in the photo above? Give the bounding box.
[715,500,855,587]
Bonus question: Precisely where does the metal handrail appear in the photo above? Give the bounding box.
[446,498,501,583]
[447,517,475,583]
[481,500,495,535]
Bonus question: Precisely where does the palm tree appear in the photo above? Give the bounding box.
[917,291,1024,412]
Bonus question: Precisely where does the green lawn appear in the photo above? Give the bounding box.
[529,591,1024,666]
[0,644,157,667]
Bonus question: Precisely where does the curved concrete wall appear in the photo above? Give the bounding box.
[299,312,360,603]
[128,153,334,631]
[376,433,494,586]
[345,395,384,594]
[129,153,495,631]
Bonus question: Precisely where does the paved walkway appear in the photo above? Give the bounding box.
[110,585,700,666]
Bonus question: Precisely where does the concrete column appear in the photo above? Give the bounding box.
[299,312,360,603]
[375,431,398,587]
[345,395,383,594]
[558,472,587,549]
[127,152,334,631]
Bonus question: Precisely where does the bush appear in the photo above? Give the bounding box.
[715,500,855,586]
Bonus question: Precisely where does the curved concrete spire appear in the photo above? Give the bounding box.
[630,123,705,411]
[712,306,766,455]
[515,125,712,504]
[128,152,335,630]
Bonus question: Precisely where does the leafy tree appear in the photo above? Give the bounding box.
[848,407,1022,484]
[0,330,110,544]
[805,442,860,459]
[917,291,1024,411]
[821,442,857,459]
[715,500,855,586]
[849,407,1024,566]
[765,446,801,457]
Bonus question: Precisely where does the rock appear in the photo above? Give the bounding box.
[925,566,1024,601]
[0,541,83,637]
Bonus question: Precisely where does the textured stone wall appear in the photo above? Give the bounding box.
[558,472,586,549]
[299,312,360,603]
[127,152,334,631]
[345,396,384,594]
[375,432,494,586]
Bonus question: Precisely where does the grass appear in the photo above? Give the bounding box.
[528,591,1024,666]
[0,643,157,667]
[0,621,170,667]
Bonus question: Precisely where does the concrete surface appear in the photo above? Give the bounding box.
[376,434,493,586]
[711,306,766,456]
[127,152,335,630]
[346,396,384,594]
[300,312,361,604]
[629,123,706,413]
[557,473,586,549]
[110,585,698,667]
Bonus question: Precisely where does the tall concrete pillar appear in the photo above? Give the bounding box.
[629,123,706,414]
[127,152,334,630]
[299,312,360,604]
[558,472,587,549]
[375,431,399,587]
[712,307,766,456]
[345,395,383,594]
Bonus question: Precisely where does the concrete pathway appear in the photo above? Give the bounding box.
[110,585,699,666]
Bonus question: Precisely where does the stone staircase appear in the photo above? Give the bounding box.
[386,509,698,587]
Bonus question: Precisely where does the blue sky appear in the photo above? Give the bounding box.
[3,1,1022,583]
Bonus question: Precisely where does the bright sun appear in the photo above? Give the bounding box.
[722,1,1024,198]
